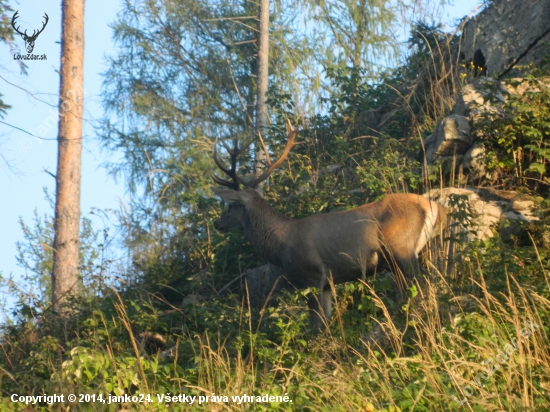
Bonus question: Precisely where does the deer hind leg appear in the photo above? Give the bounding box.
[388,253,421,305]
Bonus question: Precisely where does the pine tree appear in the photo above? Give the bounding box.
[52,0,86,312]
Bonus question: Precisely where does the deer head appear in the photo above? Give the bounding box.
[212,120,298,232]
[12,11,49,54]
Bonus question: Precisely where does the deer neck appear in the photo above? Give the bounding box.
[242,196,292,265]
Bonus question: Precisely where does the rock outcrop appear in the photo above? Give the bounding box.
[424,76,549,181]
[425,187,539,242]
[241,263,289,308]
[424,114,472,165]
[457,0,550,78]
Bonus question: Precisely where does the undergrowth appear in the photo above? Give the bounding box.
[1,225,550,411]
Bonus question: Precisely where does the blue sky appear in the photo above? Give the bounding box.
[0,0,481,310]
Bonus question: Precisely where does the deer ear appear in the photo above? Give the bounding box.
[253,187,264,198]
[212,188,251,204]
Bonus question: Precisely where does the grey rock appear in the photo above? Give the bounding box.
[424,115,472,163]
[457,0,550,77]
[462,142,487,179]
[425,187,539,242]
[242,263,288,308]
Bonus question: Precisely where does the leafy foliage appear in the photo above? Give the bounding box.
[476,75,550,193]
[4,189,119,310]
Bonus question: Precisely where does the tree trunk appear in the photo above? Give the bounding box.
[254,0,269,182]
[52,0,85,313]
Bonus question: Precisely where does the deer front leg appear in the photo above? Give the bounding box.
[308,293,323,329]
[308,268,332,329]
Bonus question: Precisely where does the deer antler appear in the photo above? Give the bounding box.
[212,138,252,190]
[212,119,298,190]
[242,119,298,188]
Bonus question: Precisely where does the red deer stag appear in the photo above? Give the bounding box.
[212,122,447,328]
